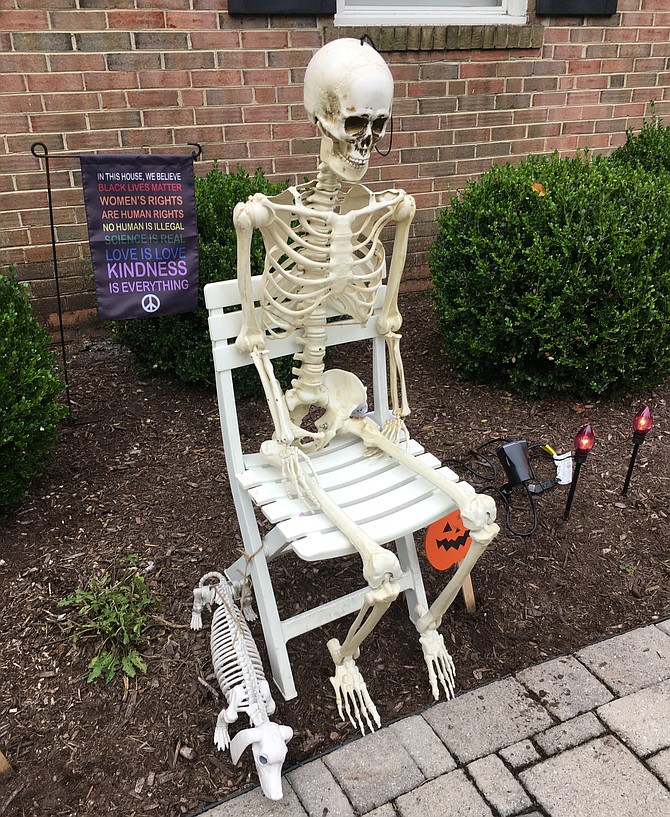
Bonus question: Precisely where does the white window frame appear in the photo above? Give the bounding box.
[334,0,527,27]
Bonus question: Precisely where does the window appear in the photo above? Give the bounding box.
[334,0,527,26]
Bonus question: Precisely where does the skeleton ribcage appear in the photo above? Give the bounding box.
[258,207,390,338]
[210,592,266,714]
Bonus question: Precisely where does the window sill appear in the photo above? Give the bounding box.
[324,24,543,51]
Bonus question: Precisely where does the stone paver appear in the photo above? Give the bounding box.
[203,783,306,816]
[365,806,396,817]
[655,619,670,637]
[534,712,606,756]
[516,654,614,720]
[395,769,493,817]
[388,715,457,779]
[323,726,424,814]
[598,679,670,757]
[647,748,670,788]
[498,739,541,770]
[287,758,354,817]
[520,735,670,817]
[576,625,670,696]
[467,754,532,817]
[423,678,554,764]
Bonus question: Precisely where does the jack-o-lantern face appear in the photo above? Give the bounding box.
[425,509,472,571]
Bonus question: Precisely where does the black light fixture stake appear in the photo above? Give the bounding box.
[622,406,653,497]
[563,424,595,520]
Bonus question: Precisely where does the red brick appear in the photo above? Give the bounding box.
[578,133,613,150]
[224,122,271,141]
[88,110,142,129]
[50,53,106,72]
[100,91,128,109]
[612,102,647,118]
[631,86,664,102]
[120,127,172,147]
[241,104,288,124]
[459,62,497,79]
[562,120,596,135]
[0,74,26,93]
[27,72,84,92]
[125,89,178,109]
[617,44,653,60]
[466,78,505,95]
[573,74,609,89]
[190,31,240,49]
[64,130,123,150]
[496,60,534,78]
[634,57,668,72]
[242,68,289,86]
[241,30,288,50]
[164,51,216,71]
[568,59,603,75]
[476,110,514,126]
[174,124,225,143]
[181,89,206,107]
[206,87,253,106]
[74,32,132,51]
[248,139,289,158]
[107,10,165,29]
[0,53,48,72]
[166,10,218,29]
[191,69,242,87]
[0,114,29,134]
[138,70,191,89]
[0,9,49,28]
[543,27,571,44]
[3,94,43,113]
[194,106,240,126]
[29,112,88,132]
[288,30,322,49]
[85,72,139,91]
[553,45,585,60]
[49,10,106,29]
[545,135,579,153]
[255,86,278,104]
[146,107,195,127]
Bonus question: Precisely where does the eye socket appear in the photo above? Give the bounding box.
[344,115,368,136]
[371,116,388,135]
[259,755,268,765]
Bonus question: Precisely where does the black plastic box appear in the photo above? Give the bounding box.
[535,0,617,14]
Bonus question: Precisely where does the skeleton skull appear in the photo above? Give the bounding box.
[304,38,394,183]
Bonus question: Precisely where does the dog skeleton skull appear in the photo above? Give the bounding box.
[304,38,393,182]
[232,38,499,733]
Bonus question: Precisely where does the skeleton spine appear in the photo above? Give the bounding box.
[210,582,268,725]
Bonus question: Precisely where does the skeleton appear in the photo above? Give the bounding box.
[233,38,499,732]
[190,572,293,800]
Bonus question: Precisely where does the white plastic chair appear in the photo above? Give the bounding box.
[204,275,462,700]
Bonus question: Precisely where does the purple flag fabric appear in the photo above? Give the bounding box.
[80,154,199,320]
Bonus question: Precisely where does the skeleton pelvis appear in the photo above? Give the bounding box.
[289,369,367,453]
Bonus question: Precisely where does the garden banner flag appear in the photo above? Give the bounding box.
[80,153,199,320]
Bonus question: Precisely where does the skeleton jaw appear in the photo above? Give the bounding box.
[319,128,369,184]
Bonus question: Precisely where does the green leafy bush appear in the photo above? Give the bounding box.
[58,558,155,683]
[111,165,290,398]
[429,151,670,398]
[608,113,670,174]
[0,268,68,517]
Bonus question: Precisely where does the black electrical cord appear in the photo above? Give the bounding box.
[448,437,555,537]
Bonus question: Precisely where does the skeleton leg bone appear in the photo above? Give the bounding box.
[342,415,499,699]
[262,438,402,731]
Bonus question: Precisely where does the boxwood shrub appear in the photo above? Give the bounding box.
[608,114,670,174]
[1,269,68,517]
[429,151,670,399]
[111,165,290,398]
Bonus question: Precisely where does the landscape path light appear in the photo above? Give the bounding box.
[622,405,653,497]
[563,423,595,520]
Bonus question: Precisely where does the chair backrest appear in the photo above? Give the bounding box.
[204,275,391,478]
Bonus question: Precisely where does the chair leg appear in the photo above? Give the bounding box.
[461,574,476,613]
[231,550,298,701]
[394,533,428,623]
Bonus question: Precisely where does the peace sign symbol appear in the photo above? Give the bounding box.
[141,293,161,313]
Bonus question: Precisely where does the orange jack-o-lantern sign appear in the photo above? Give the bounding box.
[425,509,472,571]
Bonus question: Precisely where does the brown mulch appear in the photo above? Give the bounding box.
[1,291,669,817]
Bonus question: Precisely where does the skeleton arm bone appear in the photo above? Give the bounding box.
[376,193,415,337]
[234,198,271,355]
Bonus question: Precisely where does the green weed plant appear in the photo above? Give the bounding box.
[59,560,154,683]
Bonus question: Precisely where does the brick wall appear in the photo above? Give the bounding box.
[1,0,669,326]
